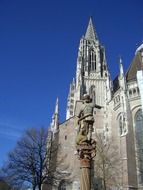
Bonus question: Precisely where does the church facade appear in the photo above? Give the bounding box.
[43,18,143,190]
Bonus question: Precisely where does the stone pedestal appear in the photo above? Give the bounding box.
[76,141,96,190]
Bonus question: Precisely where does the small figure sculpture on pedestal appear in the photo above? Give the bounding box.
[75,94,102,190]
[76,94,102,146]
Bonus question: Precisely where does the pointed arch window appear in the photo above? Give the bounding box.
[89,48,96,72]
[135,109,143,183]
[135,109,143,134]
[135,109,143,148]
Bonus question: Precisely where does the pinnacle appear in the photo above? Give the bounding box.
[55,97,59,114]
[85,17,98,42]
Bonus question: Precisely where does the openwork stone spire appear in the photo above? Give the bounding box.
[85,17,98,42]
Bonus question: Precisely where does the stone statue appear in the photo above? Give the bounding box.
[76,94,102,145]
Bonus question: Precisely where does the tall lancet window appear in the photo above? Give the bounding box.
[89,49,96,72]
[89,85,96,104]
[135,109,143,183]
[92,52,96,71]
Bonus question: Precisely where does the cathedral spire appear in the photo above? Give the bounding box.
[85,17,98,42]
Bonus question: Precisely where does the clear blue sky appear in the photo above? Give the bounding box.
[0,0,143,166]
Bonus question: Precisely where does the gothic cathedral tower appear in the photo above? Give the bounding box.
[44,17,143,190]
[66,17,112,119]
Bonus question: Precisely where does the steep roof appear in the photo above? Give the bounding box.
[85,17,98,42]
[126,48,143,81]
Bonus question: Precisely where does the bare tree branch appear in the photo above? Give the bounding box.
[94,133,122,190]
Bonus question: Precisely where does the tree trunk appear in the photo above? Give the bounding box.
[38,184,42,190]
[33,185,36,190]
[102,160,106,190]
[103,179,106,190]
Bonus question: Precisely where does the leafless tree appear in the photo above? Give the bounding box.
[2,127,71,190]
[94,134,122,190]
[2,128,49,190]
